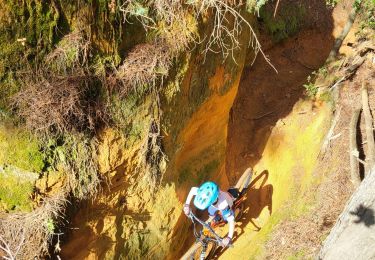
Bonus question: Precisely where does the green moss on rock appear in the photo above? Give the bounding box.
[0,165,37,212]
[0,124,44,173]
[259,3,306,42]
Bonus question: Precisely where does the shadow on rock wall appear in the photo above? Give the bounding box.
[226,0,336,183]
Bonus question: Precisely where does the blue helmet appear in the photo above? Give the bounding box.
[194,181,219,210]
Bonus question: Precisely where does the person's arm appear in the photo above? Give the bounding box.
[227,218,235,239]
[221,206,235,247]
[183,187,198,216]
[185,187,198,205]
[219,217,234,247]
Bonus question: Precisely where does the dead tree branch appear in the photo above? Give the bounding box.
[320,106,342,157]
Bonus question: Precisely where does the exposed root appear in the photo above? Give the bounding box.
[0,192,67,260]
[137,95,167,193]
[119,0,277,71]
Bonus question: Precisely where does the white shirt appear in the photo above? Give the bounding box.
[208,191,235,221]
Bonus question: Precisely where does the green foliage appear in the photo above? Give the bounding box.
[110,94,140,132]
[163,53,190,103]
[303,67,328,99]
[357,0,375,30]
[0,0,61,60]
[316,67,328,79]
[354,0,363,11]
[0,0,63,112]
[0,124,44,173]
[285,250,308,260]
[126,1,150,17]
[303,76,319,99]
[326,0,339,7]
[25,1,59,49]
[93,54,121,78]
[46,218,55,234]
[319,90,333,104]
[0,73,20,113]
[259,3,306,42]
[0,166,35,212]
[247,0,269,14]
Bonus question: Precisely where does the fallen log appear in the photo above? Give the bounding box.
[349,107,362,187]
[327,6,357,61]
[318,167,375,259]
[361,84,375,171]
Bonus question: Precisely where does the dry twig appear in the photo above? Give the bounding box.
[0,192,67,259]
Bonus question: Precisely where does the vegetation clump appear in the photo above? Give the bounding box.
[114,41,173,96]
[0,192,67,259]
[258,2,306,42]
[0,124,44,172]
[356,0,375,32]
[12,73,108,135]
[0,166,36,212]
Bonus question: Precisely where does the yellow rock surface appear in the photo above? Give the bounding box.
[220,101,331,259]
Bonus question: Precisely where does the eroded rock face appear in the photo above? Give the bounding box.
[60,0,346,258]
[61,24,254,259]
[97,128,127,175]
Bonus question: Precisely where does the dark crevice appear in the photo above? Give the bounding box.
[357,112,366,180]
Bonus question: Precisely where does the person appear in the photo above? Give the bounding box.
[183,181,235,248]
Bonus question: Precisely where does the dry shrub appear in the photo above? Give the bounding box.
[153,0,182,23]
[113,11,197,96]
[0,192,67,260]
[120,0,276,70]
[45,31,91,74]
[114,40,172,96]
[11,74,108,135]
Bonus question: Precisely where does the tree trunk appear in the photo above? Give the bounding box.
[318,167,375,260]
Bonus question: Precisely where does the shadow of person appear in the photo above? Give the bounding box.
[350,204,375,227]
[211,170,273,258]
